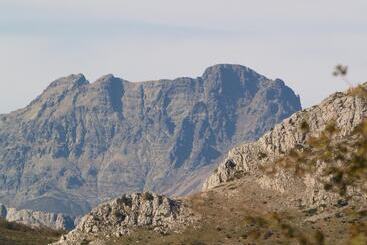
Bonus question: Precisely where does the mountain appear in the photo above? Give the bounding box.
[54,85,367,245]
[0,64,301,216]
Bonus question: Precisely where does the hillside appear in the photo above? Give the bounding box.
[55,178,366,244]
[0,64,301,216]
[0,217,62,245]
[203,84,367,206]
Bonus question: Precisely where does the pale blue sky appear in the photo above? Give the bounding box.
[1,0,366,113]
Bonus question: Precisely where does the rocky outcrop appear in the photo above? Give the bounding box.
[203,88,367,205]
[54,192,196,244]
[0,64,301,216]
[0,203,75,230]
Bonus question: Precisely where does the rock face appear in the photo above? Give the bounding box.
[0,64,301,216]
[54,192,196,244]
[0,203,74,230]
[203,88,367,205]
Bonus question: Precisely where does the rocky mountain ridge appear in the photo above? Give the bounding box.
[203,86,367,206]
[0,203,75,231]
[0,64,301,216]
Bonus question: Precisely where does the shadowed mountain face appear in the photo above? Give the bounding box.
[0,64,301,216]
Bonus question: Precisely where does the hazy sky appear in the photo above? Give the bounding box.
[1,0,366,113]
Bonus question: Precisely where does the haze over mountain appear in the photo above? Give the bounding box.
[2,1,367,113]
[0,64,301,216]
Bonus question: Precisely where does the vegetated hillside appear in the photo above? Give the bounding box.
[55,84,367,245]
[55,177,366,245]
[0,217,63,245]
[0,64,301,216]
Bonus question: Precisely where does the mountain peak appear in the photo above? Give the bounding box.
[92,74,127,89]
[201,64,268,89]
[0,65,301,216]
[95,74,116,82]
[47,74,88,90]
[202,64,259,78]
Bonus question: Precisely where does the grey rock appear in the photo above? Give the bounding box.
[0,203,75,230]
[0,64,301,216]
[203,86,367,206]
[53,192,197,244]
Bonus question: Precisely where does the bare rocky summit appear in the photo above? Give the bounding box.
[0,64,301,216]
[203,87,367,207]
[54,192,196,244]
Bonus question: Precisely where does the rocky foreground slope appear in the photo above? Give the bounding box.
[203,87,367,206]
[0,64,301,216]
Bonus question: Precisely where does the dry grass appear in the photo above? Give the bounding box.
[0,218,64,245]
[104,179,359,245]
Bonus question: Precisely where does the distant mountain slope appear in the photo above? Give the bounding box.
[0,203,75,231]
[0,64,301,216]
